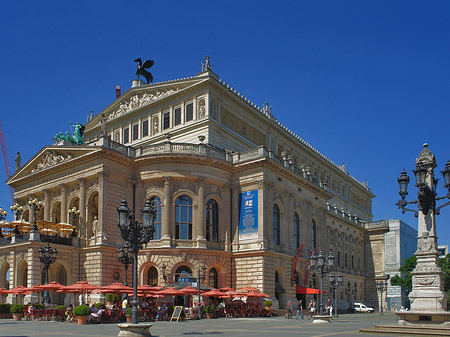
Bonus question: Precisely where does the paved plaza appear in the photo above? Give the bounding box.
[0,313,411,337]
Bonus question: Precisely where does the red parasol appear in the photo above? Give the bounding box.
[7,285,28,295]
[137,285,162,293]
[219,286,234,292]
[156,287,187,296]
[60,281,99,293]
[181,286,200,295]
[201,289,225,297]
[238,286,260,292]
[35,282,64,320]
[244,291,269,298]
[99,283,133,294]
[219,290,243,298]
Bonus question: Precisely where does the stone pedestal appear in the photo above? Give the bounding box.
[117,323,152,337]
[312,315,332,323]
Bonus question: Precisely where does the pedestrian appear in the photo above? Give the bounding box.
[307,299,316,316]
[325,298,333,316]
[285,300,293,319]
[295,299,303,319]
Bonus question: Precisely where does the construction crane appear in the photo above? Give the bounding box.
[0,120,14,204]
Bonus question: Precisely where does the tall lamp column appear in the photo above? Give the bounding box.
[117,198,156,325]
[309,250,334,315]
[117,244,134,286]
[329,271,343,317]
[376,280,388,315]
[38,242,57,305]
[197,265,206,319]
[28,199,43,231]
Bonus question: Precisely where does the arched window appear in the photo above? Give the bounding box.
[206,199,219,242]
[150,196,161,240]
[208,268,218,289]
[293,212,300,249]
[147,266,158,286]
[273,204,280,245]
[175,196,193,240]
[175,266,192,282]
[311,219,317,250]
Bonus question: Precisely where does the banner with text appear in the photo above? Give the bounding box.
[238,190,258,240]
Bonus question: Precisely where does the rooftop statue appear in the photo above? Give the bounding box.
[53,123,85,145]
[134,58,154,84]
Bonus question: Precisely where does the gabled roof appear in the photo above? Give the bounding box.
[7,146,102,186]
[84,73,212,136]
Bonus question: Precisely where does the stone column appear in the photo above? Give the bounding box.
[60,184,67,223]
[222,186,231,251]
[408,145,448,313]
[78,178,86,244]
[97,171,108,244]
[43,189,50,221]
[231,187,239,251]
[161,177,171,247]
[195,178,206,248]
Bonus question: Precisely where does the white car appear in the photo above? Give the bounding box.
[353,303,375,313]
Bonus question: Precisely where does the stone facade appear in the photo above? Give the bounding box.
[2,61,375,309]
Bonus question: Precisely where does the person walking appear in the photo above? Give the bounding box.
[295,299,304,319]
[325,298,333,316]
[285,300,293,319]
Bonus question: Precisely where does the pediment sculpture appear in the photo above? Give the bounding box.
[106,87,180,121]
[31,151,73,173]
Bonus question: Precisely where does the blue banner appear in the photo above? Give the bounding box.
[239,190,258,239]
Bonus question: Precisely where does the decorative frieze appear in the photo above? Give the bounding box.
[106,87,180,121]
[31,151,73,173]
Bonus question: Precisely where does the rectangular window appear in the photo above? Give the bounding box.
[132,124,139,141]
[174,107,181,126]
[163,111,170,130]
[123,127,129,144]
[142,120,148,137]
[337,251,341,267]
[344,253,348,269]
[352,255,354,269]
[185,103,193,121]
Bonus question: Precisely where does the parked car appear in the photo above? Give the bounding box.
[352,303,375,313]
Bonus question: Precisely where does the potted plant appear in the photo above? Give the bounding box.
[10,304,26,321]
[0,304,11,319]
[73,304,90,325]
[125,307,132,323]
[55,305,67,310]
[105,293,115,305]
[204,305,214,319]
[264,300,272,311]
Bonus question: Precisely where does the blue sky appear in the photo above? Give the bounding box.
[0,1,449,244]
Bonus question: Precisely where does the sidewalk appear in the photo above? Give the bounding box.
[0,313,401,337]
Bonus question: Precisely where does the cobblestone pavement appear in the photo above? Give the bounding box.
[0,313,401,337]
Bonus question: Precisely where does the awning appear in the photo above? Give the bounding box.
[296,286,325,294]
[275,282,285,293]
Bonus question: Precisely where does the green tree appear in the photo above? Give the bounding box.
[391,254,450,304]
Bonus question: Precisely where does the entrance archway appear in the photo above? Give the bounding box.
[0,261,10,289]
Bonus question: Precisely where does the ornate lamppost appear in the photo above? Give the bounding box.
[396,144,450,313]
[329,271,343,317]
[197,265,206,320]
[376,280,388,315]
[28,198,43,231]
[117,198,156,325]
[10,203,24,220]
[0,208,7,239]
[309,250,334,315]
[38,242,57,305]
[117,244,133,286]
[68,207,80,238]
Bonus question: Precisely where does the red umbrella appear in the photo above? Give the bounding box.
[219,286,234,292]
[60,281,99,293]
[7,285,28,295]
[35,282,64,320]
[219,290,243,298]
[245,291,269,298]
[59,281,99,305]
[238,286,260,292]
[156,287,187,296]
[201,289,225,297]
[181,286,200,295]
[99,283,133,293]
[137,285,162,293]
